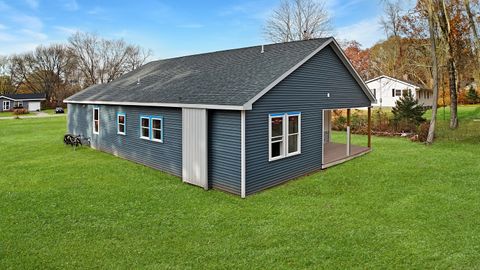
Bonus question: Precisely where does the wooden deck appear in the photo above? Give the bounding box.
[322,142,371,169]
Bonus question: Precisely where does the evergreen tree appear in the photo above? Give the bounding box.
[466,85,479,104]
[392,91,426,125]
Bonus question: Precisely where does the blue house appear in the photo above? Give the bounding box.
[65,37,375,197]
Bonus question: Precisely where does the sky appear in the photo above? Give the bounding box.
[0,0,412,59]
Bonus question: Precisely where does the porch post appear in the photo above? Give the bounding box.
[368,107,372,148]
[346,109,351,156]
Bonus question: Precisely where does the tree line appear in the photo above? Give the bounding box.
[265,0,480,143]
[0,32,152,104]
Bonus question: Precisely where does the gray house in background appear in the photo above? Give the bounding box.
[65,37,375,197]
[0,93,46,112]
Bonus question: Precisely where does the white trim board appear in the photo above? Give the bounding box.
[365,75,421,89]
[64,100,245,111]
[0,96,46,101]
[241,110,246,198]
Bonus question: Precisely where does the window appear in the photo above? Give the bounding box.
[14,101,23,108]
[93,107,99,134]
[373,88,376,97]
[270,115,284,159]
[288,114,300,154]
[395,89,402,97]
[140,116,150,139]
[140,116,163,143]
[269,112,301,161]
[117,113,126,135]
[151,117,163,142]
[3,101,10,110]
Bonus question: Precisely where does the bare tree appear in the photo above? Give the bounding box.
[0,56,14,94]
[9,44,73,101]
[68,32,152,87]
[125,45,152,71]
[423,0,441,144]
[68,32,99,86]
[264,0,332,43]
[437,0,459,128]
[380,0,404,37]
[464,0,480,73]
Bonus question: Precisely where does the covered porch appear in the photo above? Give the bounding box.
[322,107,372,169]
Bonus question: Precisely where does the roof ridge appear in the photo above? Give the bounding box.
[150,37,333,63]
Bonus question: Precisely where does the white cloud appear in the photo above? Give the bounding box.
[13,14,43,30]
[25,0,39,9]
[218,1,273,21]
[0,32,15,42]
[54,26,79,36]
[63,0,79,11]
[335,17,384,48]
[20,29,48,41]
[112,30,129,38]
[87,6,103,15]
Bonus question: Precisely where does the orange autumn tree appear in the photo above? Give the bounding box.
[342,40,371,80]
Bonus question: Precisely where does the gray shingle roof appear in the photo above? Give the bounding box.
[66,38,332,107]
[1,93,46,100]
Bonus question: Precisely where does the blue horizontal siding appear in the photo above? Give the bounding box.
[68,103,182,176]
[208,110,241,195]
[246,45,371,195]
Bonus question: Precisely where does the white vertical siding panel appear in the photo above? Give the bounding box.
[182,108,208,189]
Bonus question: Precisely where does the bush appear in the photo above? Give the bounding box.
[332,110,347,131]
[373,109,391,132]
[392,92,426,132]
[13,108,29,115]
[466,85,479,104]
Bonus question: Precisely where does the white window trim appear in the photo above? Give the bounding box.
[287,113,301,157]
[140,116,150,140]
[269,114,285,162]
[268,112,301,162]
[3,100,10,110]
[151,117,163,143]
[93,107,99,135]
[117,113,126,135]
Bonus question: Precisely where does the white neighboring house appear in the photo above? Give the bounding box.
[365,75,434,108]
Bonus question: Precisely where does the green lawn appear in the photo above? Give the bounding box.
[424,105,480,143]
[0,111,15,117]
[1,117,480,269]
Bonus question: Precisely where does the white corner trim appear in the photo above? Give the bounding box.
[321,109,325,166]
[63,99,247,111]
[241,110,246,198]
[244,38,335,108]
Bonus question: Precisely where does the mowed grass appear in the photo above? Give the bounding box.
[1,117,480,269]
[425,105,480,143]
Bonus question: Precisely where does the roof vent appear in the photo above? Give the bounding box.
[137,77,141,85]
[261,45,264,54]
